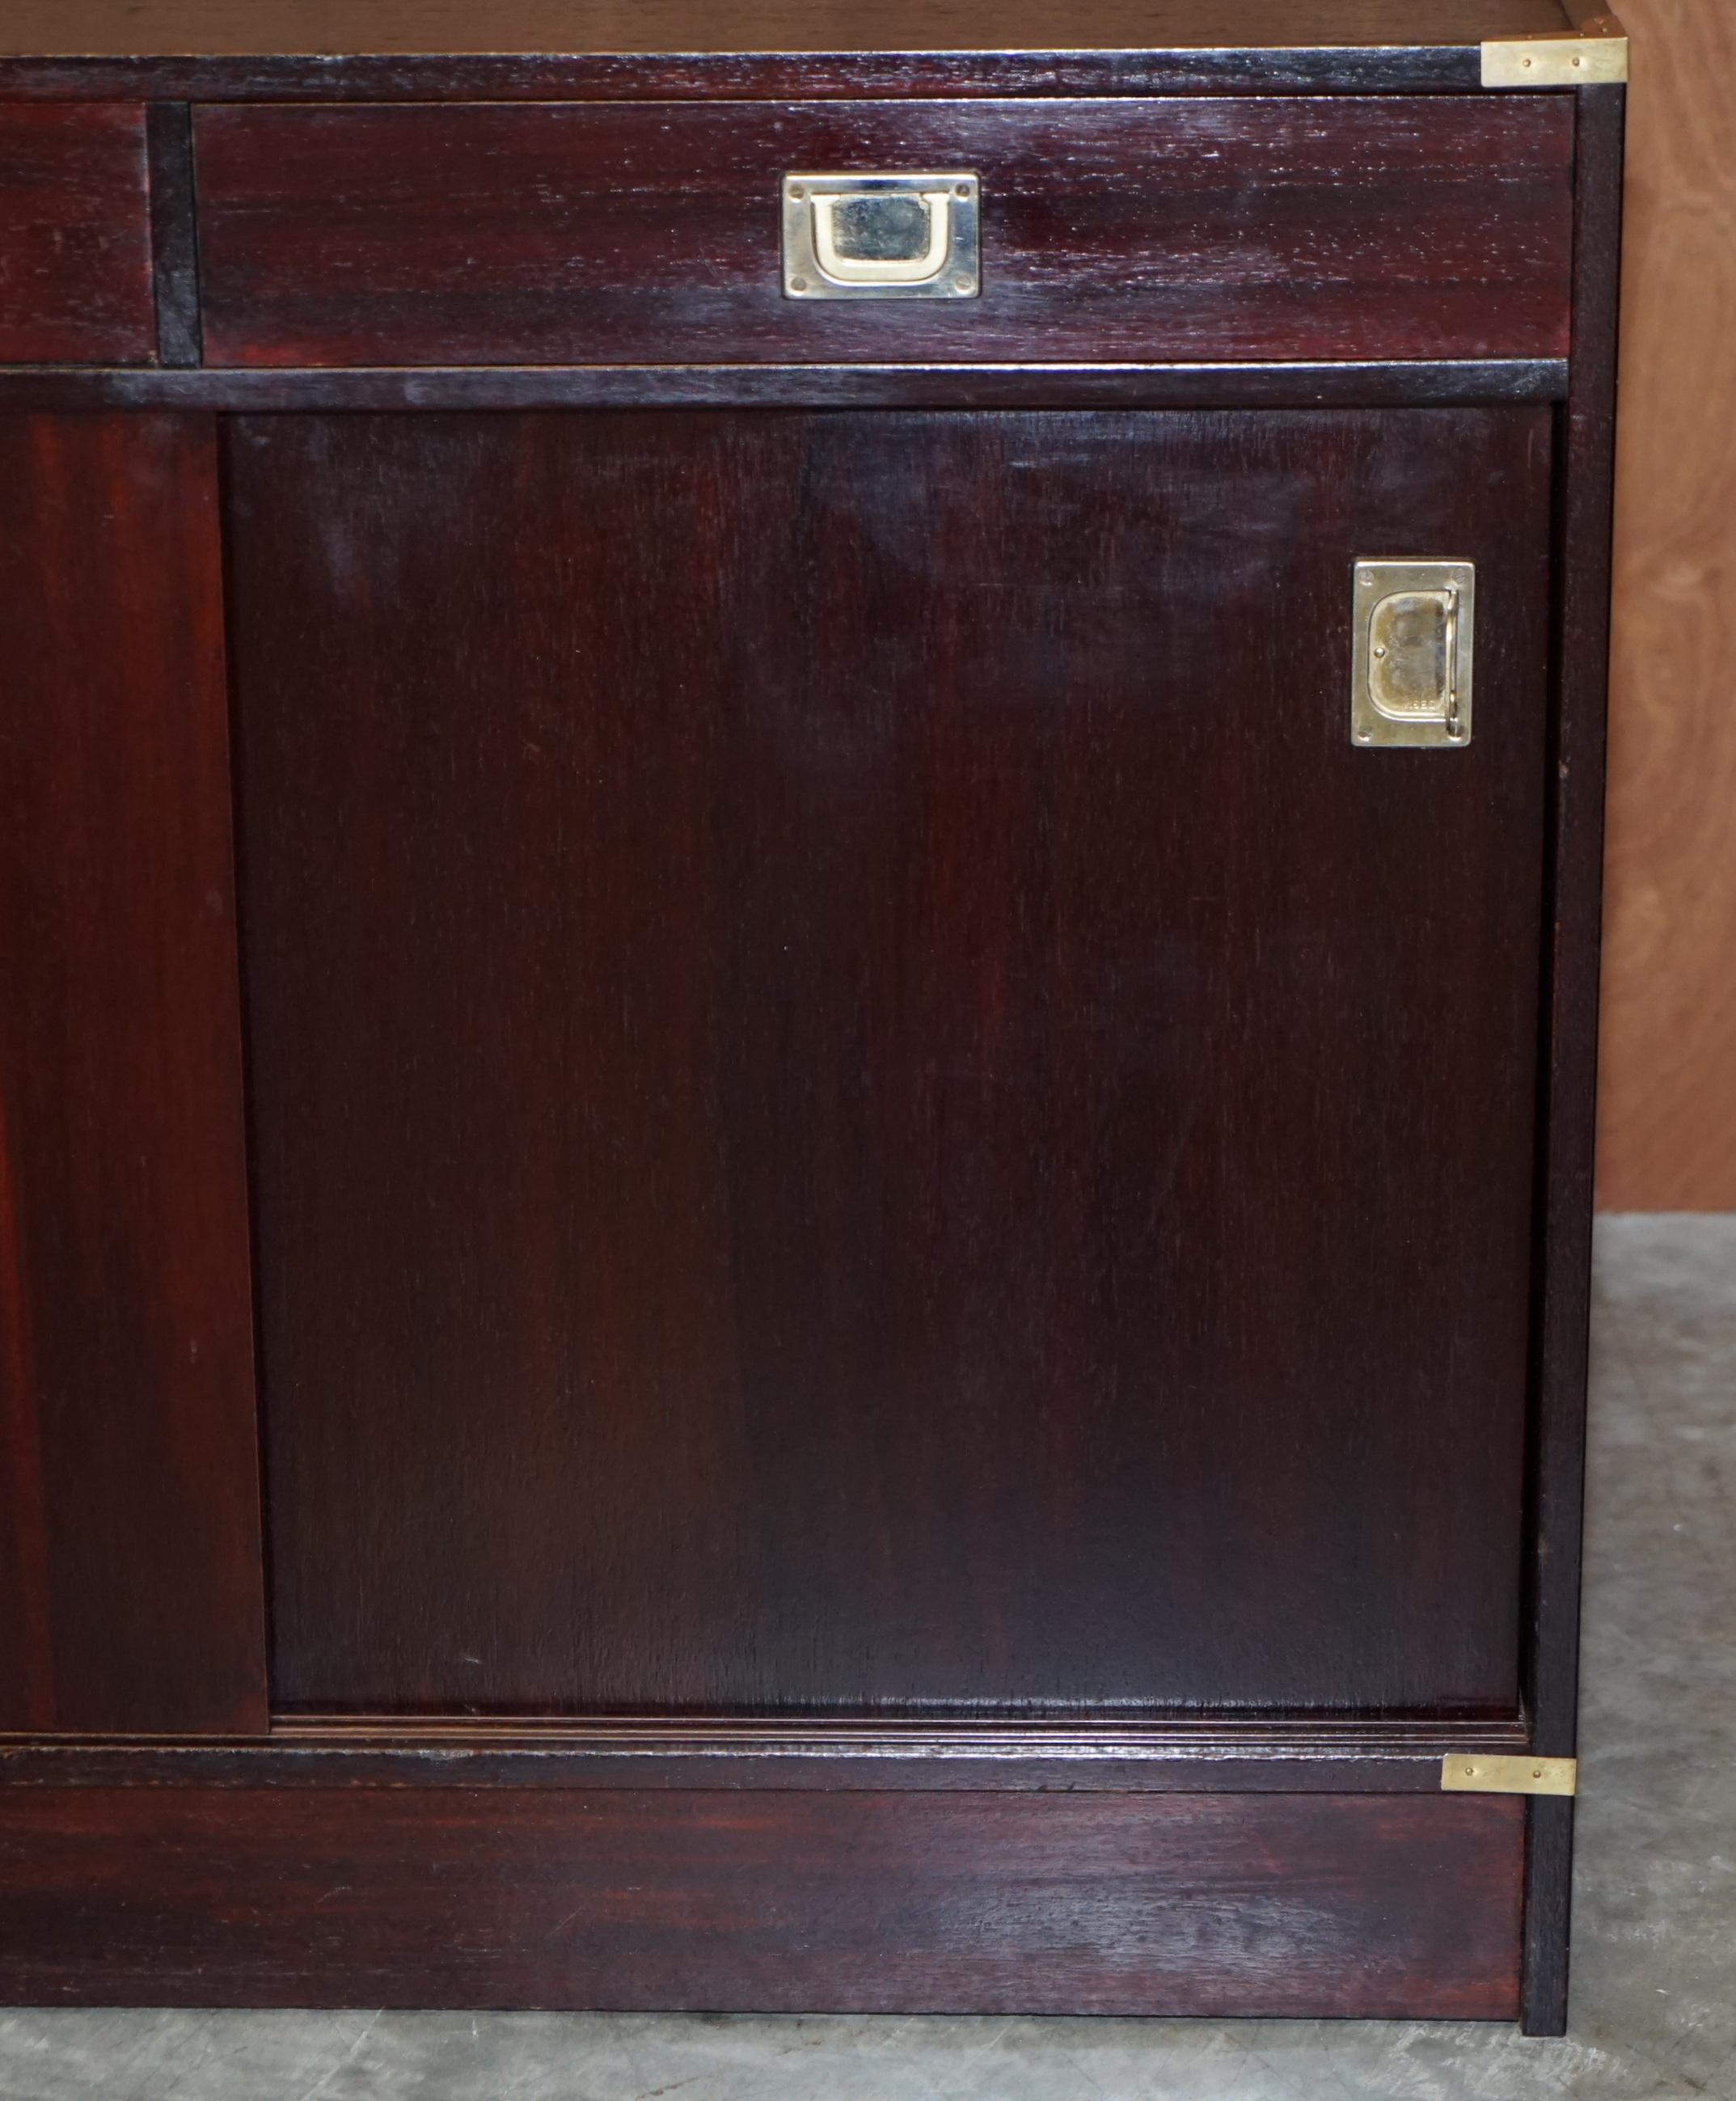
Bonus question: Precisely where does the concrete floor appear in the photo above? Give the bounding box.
[2,1213,1731,2100]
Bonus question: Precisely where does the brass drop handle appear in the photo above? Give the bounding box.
[1350,560,1476,750]
[783,173,981,301]
[809,187,952,285]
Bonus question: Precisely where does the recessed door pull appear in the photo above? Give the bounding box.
[1351,559,1476,749]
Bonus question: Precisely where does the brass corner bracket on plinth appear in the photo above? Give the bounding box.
[1442,1754,1579,1796]
[1482,6,1628,86]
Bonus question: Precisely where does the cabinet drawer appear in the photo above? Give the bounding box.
[193,97,1575,370]
[0,104,154,364]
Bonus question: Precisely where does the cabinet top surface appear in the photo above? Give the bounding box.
[0,0,1576,59]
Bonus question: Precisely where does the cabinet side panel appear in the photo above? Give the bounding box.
[0,414,266,1733]
[1522,80,1628,2041]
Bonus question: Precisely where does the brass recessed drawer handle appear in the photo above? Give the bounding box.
[1351,560,1476,750]
[783,172,980,300]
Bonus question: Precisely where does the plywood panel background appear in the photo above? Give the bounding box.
[1598,0,1736,1210]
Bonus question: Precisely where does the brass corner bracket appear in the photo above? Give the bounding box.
[1481,37,1628,86]
[1471,14,1622,85]
[1442,1753,1578,1796]
[1482,10,1628,87]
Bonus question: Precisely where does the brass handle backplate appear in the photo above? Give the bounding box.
[1351,559,1476,750]
[783,172,981,301]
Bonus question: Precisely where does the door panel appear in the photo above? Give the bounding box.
[0,415,266,1733]
[226,407,1552,1718]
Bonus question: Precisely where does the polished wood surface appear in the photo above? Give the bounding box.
[0,105,154,364]
[0,416,265,1734]
[194,98,1575,370]
[1597,0,1736,1211]
[0,9,1624,2031]
[0,1785,1525,2015]
[229,406,1552,1720]
[0,0,1574,57]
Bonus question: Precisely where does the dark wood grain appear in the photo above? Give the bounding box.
[193,98,1577,370]
[0,1784,1525,2014]
[0,359,1571,414]
[1520,81,1627,2041]
[0,415,266,1734]
[227,405,1553,1721]
[0,105,154,365]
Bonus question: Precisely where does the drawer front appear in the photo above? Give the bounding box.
[194,98,1575,370]
[0,104,154,364]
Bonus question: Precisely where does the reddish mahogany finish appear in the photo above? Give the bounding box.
[0,2,1624,2037]
[0,1784,1524,2015]
[0,415,266,1734]
[226,406,1552,1721]
[192,97,1576,369]
[0,105,154,363]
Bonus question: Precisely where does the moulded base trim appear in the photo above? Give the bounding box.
[0,1781,1524,2016]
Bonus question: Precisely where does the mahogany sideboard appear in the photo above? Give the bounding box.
[0,0,1624,2034]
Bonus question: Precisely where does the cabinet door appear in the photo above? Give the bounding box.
[227,408,1551,1720]
[0,416,265,1734]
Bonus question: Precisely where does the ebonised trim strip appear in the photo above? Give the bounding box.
[1519,79,1627,2040]
[0,360,1569,412]
[0,1715,1533,1793]
[0,49,1493,103]
[145,103,202,367]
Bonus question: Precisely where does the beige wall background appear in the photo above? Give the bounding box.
[1598,0,1736,1208]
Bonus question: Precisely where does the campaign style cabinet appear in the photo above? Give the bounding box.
[0,0,1624,2034]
